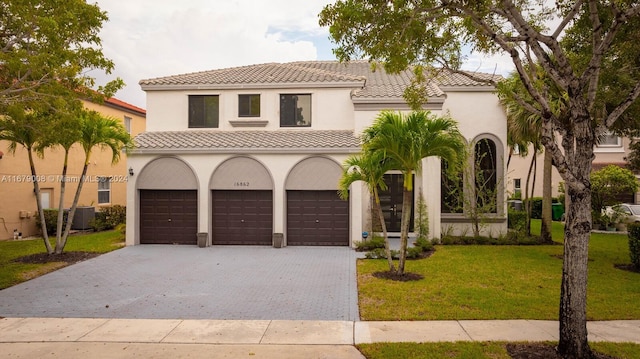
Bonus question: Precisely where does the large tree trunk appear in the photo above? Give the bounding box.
[541,150,553,243]
[555,114,594,359]
[558,180,592,358]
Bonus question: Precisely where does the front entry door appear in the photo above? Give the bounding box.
[379,174,414,233]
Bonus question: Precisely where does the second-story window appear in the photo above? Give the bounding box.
[189,95,219,128]
[239,94,260,117]
[280,94,311,127]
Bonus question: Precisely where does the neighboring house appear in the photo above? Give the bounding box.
[0,97,146,240]
[127,61,508,247]
[507,133,640,204]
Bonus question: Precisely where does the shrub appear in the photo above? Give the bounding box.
[35,209,69,235]
[355,235,386,251]
[628,223,640,269]
[525,197,543,219]
[413,236,433,252]
[89,205,126,232]
[508,208,527,232]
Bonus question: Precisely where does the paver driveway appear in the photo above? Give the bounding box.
[0,246,359,321]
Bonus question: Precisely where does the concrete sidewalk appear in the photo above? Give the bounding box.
[1,318,639,358]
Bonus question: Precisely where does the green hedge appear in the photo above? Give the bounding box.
[89,205,126,232]
[628,222,640,269]
[35,209,69,235]
[508,208,527,231]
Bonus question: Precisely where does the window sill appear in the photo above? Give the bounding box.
[594,146,624,153]
[229,119,268,127]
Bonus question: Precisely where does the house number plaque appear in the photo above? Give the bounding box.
[233,181,250,187]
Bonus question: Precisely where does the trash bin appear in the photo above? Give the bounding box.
[197,232,208,248]
[552,203,564,221]
[508,200,523,211]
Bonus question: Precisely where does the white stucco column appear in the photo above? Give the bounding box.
[350,181,363,247]
[422,157,441,240]
[198,177,209,236]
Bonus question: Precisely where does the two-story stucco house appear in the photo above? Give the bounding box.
[126,61,508,247]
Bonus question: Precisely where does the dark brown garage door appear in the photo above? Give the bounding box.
[287,190,349,246]
[140,190,198,245]
[212,190,273,245]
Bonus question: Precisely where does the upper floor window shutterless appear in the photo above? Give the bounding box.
[597,131,621,147]
[239,94,260,117]
[97,177,111,204]
[124,116,132,133]
[280,94,311,127]
[189,95,219,128]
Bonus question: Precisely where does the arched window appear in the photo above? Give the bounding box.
[475,138,497,213]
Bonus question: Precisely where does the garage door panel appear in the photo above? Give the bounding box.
[140,190,197,245]
[212,190,273,245]
[287,190,349,246]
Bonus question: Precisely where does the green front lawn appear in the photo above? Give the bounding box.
[0,230,124,290]
[357,342,640,359]
[358,220,640,320]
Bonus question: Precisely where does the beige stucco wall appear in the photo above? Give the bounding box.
[0,99,146,240]
[507,137,639,201]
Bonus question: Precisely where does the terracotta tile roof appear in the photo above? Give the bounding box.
[139,62,366,87]
[139,60,499,100]
[132,130,361,154]
[105,97,146,116]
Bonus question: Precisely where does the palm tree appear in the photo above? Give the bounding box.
[56,110,132,253]
[339,150,396,271]
[499,68,568,242]
[0,109,54,253]
[363,111,466,275]
[46,112,82,252]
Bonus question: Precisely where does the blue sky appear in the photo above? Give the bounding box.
[94,0,514,109]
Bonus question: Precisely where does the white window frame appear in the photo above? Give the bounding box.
[97,177,111,204]
[595,131,624,153]
[124,116,132,134]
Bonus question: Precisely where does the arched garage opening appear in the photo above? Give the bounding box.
[137,157,198,245]
[285,156,349,246]
[210,156,274,245]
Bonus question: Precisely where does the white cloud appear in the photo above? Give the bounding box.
[92,0,519,108]
[94,0,334,108]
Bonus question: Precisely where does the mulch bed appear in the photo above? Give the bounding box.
[506,343,616,359]
[13,251,101,265]
[372,271,424,281]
